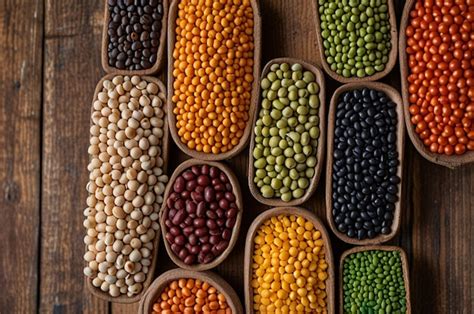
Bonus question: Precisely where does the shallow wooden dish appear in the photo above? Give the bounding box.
[138,268,243,314]
[339,246,411,314]
[166,0,261,160]
[101,0,169,75]
[399,0,474,168]
[312,0,398,83]
[244,207,335,314]
[326,82,405,245]
[159,159,243,271]
[85,73,169,303]
[248,58,326,206]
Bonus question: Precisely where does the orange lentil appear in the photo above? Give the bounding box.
[151,278,231,314]
[172,0,254,154]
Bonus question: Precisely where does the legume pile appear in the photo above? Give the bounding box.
[252,63,321,202]
[84,75,168,297]
[152,278,232,313]
[406,0,474,155]
[342,250,407,314]
[319,0,392,78]
[332,88,400,240]
[107,0,164,71]
[164,164,238,265]
[172,0,255,154]
[251,215,329,313]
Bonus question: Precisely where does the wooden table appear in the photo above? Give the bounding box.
[0,0,472,313]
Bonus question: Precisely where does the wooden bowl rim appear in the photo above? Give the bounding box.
[243,207,335,314]
[138,268,244,314]
[85,73,170,303]
[166,0,262,161]
[325,82,405,245]
[312,0,398,83]
[247,57,326,207]
[398,0,474,168]
[101,0,169,75]
[159,158,243,271]
[339,245,412,314]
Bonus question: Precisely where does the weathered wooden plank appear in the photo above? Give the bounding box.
[0,0,43,312]
[40,0,109,313]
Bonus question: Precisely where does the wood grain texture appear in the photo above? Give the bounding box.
[0,0,43,313]
[40,0,108,313]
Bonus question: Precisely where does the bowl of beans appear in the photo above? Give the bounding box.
[101,0,168,75]
[167,0,262,160]
[326,82,405,245]
[399,0,474,167]
[84,74,169,302]
[244,207,335,313]
[340,246,411,313]
[160,159,243,270]
[313,0,398,83]
[138,268,243,313]
[248,58,326,206]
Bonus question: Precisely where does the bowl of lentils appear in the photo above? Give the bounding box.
[248,58,326,206]
[326,82,405,245]
[314,0,398,82]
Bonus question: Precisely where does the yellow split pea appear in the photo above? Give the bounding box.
[251,215,328,313]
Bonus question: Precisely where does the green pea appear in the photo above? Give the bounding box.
[306,156,317,168]
[309,127,320,139]
[309,95,320,109]
[284,147,294,158]
[254,158,266,169]
[285,158,296,169]
[282,107,293,118]
[294,153,306,163]
[261,185,274,198]
[281,192,292,202]
[253,147,263,159]
[289,169,299,180]
[297,106,309,116]
[292,188,304,199]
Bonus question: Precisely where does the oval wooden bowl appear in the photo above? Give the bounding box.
[312,0,398,83]
[166,0,262,161]
[326,82,405,245]
[85,73,170,303]
[101,0,169,75]
[244,207,335,314]
[248,58,326,207]
[339,246,411,314]
[159,159,243,271]
[399,0,474,168]
[138,268,244,314]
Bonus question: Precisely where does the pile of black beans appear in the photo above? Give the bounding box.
[332,88,400,240]
[107,0,163,70]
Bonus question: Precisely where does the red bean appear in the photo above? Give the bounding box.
[209,229,221,236]
[216,192,224,201]
[209,235,219,245]
[173,176,185,192]
[165,232,174,244]
[206,219,217,229]
[217,219,225,227]
[170,226,181,236]
[186,179,197,191]
[201,164,209,175]
[206,210,217,219]
[219,172,228,183]
[171,243,181,255]
[184,254,195,265]
[186,200,196,214]
[226,217,236,228]
[222,228,231,240]
[199,235,209,243]
[202,244,212,253]
[226,207,238,219]
[183,226,194,236]
[224,192,235,202]
[197,201,206,217]
[197,175,210,186]
[216,241,229,253]
[216,209,225,218]
[175,235,185,246]
[174,199,185,210]
[181,190,191,199]
[219,198,229,209]
[209,166,219,178]
[210,202,218,211]
[195,228,208,237]
[193,218,206,228]
[191,166,200,175]
[172,209,185,225]
[184,216,193,225]
[178,247,188,260]
[189,245,200,255]
[204,186,215,202]
[189,234,198,245]
[182,170,195,181]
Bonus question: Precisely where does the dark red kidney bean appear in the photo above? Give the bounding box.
[170,226,180,236]
[191,191,204,203]
[224,192,235,202]
[206,210,217,219]
[216,208,225,218]
[166,197,175,209]
[219,172,228,183]
[226,217,236,228]
[209,228,220,236]
[174,235,185,246]
[206,219,217,230]
[195,227,207,237]
[214,184,224,191]
[193,218,205,228]
[171,243,181,255]
[189,245,200,255]
[226,207,238,219]
[222,228,231,240]
[186,200,196,214]
[178,247,188,260]
[199,235,209,243]
[216,192,224,201]
[169,209,177,218]
[181,190,191,199]
[186,179,197,191]
[165,219,173,228]
[174,199,185,210]
[209,202,218,211]
[202,243,212,253]
[183,254,194,265]
[201,164,209,175]
[197,175,210,186]
[173,176,185,193]
[209,235,219,245]
[196,201,206,217]
[189,234,198,245]
[165,232,174,244]
[217,218,225,227]
[184,216,193,226]
[225,183,232,191]
[172,209,185,225]
[209,166,219,178]
[216,240,229,253]
[191,166,200,175]
[182,170,195,181]
[219,198,229,209]
[183,226,194,236]
[204,186,215,202]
